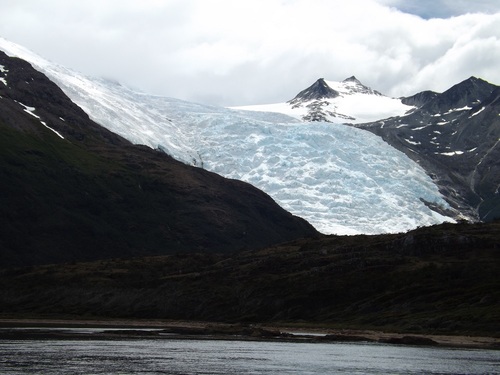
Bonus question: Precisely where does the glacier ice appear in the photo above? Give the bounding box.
[0,37,455,235]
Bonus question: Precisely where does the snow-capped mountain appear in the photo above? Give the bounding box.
[0,37,457,235]
[233,77,414,123]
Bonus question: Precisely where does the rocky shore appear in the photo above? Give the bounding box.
[0,318,498,350]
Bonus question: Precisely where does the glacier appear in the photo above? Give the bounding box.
[0,37,455,235]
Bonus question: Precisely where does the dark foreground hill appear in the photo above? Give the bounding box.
[0,221,498,336]
[0,51,317,267]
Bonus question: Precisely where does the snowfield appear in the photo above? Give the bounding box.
[0,37,455,234]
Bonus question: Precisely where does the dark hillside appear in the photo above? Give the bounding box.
[0,221,498,336]
[0,51,317,267]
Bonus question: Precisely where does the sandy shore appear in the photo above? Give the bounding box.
[0,318,498,350]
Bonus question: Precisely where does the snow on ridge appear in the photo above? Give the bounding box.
[0,63,7,86]
[0,37,456,235]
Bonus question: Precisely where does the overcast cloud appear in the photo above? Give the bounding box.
[0,0,499,105]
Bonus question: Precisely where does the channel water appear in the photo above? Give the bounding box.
[0,335,499,374]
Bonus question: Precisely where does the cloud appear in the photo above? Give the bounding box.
[0,0,499,105]
[379,0,500,19]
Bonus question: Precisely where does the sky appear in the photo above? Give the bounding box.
[0,0,499,106]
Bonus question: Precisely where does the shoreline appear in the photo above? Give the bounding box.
[0,318,498,350]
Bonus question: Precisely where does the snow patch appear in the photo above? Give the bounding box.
[0,64,7,86]
[412,125,430,131]
[18,102,40,119]
[469,106,485,118]
[17,101,64,139]
[405,138,421,146]
[40,121,65,139]
[438,151,464,156]
[445,106,472,114]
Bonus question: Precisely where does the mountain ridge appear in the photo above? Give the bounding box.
[358,76,500,221]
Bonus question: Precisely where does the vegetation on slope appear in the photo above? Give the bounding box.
[1,221,498,336]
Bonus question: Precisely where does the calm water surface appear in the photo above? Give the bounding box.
[0,337,499,374]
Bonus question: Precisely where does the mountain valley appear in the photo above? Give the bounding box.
[0,38,498,337]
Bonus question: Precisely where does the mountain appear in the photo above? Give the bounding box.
[357,77,500,222]
[0,50,317,267]
[233,76,414,123]
[0,38,458,235]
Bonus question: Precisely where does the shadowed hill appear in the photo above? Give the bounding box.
[0,221,498,336]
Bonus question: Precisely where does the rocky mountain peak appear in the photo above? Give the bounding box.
[274,76,410,123]
[340,76,382,96]
[343,75,361,84]
[287,78,340,105]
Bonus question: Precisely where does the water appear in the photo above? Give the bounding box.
[0,337,498,374]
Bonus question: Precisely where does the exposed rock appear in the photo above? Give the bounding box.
[287,78,340,106]
[380,336,439,346]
